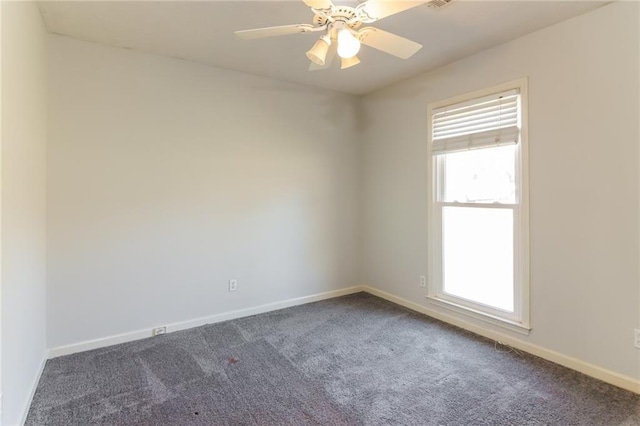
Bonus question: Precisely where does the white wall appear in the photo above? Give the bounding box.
[1,2,48,424]
[361,2,640,380]
[47,36,361,349]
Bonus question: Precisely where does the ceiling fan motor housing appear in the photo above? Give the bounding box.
[313,6,362,37]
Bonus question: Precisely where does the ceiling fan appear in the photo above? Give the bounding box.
[234,0,435,70]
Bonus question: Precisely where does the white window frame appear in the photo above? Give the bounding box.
[426,79,530,334]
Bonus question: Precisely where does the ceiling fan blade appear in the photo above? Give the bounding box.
[360,1,428,21]
[303,0,335,10]
[235,24,314,40]
[359,28,422,59]
[309,43,337,71]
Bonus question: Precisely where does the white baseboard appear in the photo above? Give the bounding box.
[18,353,47,426]
[46,284,639,395]
[49,286,366,359]
[363,285,640,395]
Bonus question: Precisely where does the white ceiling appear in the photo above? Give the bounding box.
[38,1,606,95]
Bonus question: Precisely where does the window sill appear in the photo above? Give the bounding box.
[426,296,531,336]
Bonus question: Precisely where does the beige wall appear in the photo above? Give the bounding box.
[1,2,48,424]
[47,35,362,349]
[361,2,640,380]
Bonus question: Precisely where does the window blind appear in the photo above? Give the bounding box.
[431,89,520,155]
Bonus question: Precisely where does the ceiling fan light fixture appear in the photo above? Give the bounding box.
[341,55,360,69]
[236,0,426,72]
[306,35,331,66]
[337,28,361,59]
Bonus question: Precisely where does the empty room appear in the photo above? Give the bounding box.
[2,0,639,425]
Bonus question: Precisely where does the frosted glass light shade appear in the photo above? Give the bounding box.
[306,36,331,66]
[337,29,360,59]
[341,55,360,69]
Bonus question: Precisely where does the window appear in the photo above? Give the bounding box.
[427,80,530,332]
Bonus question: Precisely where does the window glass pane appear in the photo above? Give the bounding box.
[442,206,514,312]
[441,145,516,203]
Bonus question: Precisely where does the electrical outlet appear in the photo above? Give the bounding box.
[420,275,427,288]
[152,326,166,336]
[634,329,640,349]
[229,279,238,292]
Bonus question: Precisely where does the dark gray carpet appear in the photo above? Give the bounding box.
[26,293,640,425]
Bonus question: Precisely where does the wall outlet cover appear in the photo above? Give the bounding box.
[153,326,167,336]
[229,279,238,292]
